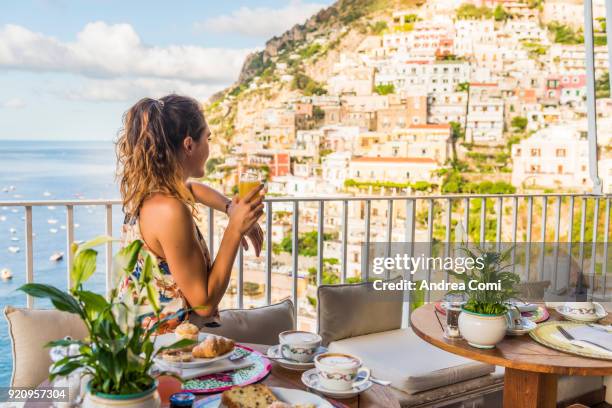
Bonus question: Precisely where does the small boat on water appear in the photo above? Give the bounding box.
[60,225,66,230]
[9,228,16,234]
[1,268,12,281]
[50,252,64,262]
[48,218,58,225]
[12,194,22,199]
[1,206,7,210]
[43,191,52,197]
[8,246,19,253]
[0,216,6,222]
[49,228,58,234]
[10,209,17,213]
[10,237,18,242]
[74,223,80,228]
[47,206,56,210]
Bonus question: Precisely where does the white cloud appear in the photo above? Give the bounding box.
[0,98,26,109]
[196,0,326,38]
[0,22,253,83]
[61,78,225,102]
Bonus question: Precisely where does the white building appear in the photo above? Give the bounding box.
[511,125,591,190]
[322,152,352,192]
[348,157,438,184]
[466,84,505,143]
[453,20,496,57]
[267,175,318,196]
[376,60,470,95]
[321,126,361,154]
[428,92,468,124]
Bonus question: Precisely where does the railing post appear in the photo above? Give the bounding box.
[525,196,533,279]
[25,206,34,308]
[385,199,394,280]
[265,202,273,305]
[480,197,487,244]
[539,196,547,282]
[237,246,244,309]
[66,205,74,289]
[292,202,299,323]
[403,199,416,328]
[105,204,113,297]
[341,200,348,283]
[363,200,371,282]
[317,201,324,286]
[208,207,215,259]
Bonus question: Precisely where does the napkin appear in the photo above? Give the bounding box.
[551,327,612,357]
[155,357,255,380]
[566,326,612,351]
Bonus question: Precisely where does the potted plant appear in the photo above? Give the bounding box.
[19,237,198,408]
[449,245,520,349]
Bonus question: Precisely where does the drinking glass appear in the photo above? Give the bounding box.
[238,171,261,199]
[443,293,466,339]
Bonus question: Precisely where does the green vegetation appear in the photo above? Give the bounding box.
[205,157,223,174]
[370,20,388,35]
[299,43,322,59]
[344,179,436,192]
[547,22,583,45]
[292,72,327,96]
[438,167,516,195]
[511,116,528,132]
[374,83,395,95]
[596,72,610,98]
[493,5,510,21]
[521,41,548,59]
[275,231,335,257]
[456,3,493,20]
[456,82,470,92]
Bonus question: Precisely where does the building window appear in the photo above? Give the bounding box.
[530,148,541,157]
[557,165,563,173]
[556,148,566,157]
[530,164,540,172]
[516,148,522,156]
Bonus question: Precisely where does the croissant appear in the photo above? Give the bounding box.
[192,335,235,358]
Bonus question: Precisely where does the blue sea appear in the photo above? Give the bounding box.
[0,140,122,386]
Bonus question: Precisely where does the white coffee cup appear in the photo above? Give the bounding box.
[314,353,371,391]
[278,330,322,363]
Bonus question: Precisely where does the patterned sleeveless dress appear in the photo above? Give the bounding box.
[117,213,220,334]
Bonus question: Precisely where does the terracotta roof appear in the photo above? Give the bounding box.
[408,124,451,130]
[352,157,437,164]
[469,82,498,87]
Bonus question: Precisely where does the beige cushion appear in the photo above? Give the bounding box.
[329,328,495,395]
[317,280,403,346]
[4,306,88,388]
[190,299,295,345]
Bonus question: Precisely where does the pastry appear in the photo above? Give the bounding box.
[192,334,234,358]
[161,349,193,363]
[174,322,199,341]
[221,384,277,408]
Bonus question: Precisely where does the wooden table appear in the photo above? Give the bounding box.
[410,304,612,408]
[27,343,399,408]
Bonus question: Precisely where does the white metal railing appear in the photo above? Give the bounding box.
[1,193,611,322]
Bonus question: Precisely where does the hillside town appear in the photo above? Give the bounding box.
[200,0,612,326]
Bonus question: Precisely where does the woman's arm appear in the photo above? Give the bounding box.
[141,189,264,317]
[188,180,264,256]
[188,181,230,213]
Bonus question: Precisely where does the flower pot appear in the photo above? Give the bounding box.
[458,308,507,349]
[82,381,160,408]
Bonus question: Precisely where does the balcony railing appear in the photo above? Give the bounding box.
[1,193,611,326]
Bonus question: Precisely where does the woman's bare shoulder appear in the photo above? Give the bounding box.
[140,194,192,229]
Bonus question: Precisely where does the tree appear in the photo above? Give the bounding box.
[494,5,509,21]
[596,72,610,98]
[511,116,528,132]
[370,21,388,35]
[374,83,395,95]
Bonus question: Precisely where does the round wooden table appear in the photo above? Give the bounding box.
[410,304,612,408]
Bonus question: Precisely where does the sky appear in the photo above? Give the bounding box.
[0,0,333,141]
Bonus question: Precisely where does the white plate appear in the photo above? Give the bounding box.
[267,345,328,371]
[153,333,234,368]
[556,303,608,323]
[197,386,332,407]
[301,368,373,399]
[506,318,537,336]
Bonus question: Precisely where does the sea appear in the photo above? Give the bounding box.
[0,140,122,386]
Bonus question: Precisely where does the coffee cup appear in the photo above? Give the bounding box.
[278,331,322,363]
[506,306,522,330]
[314,353,371,391]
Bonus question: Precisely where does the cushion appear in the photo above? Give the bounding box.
[317,280,403,346]
[4,306,88,388]
[190,299,295,345]
[328,328,495,395]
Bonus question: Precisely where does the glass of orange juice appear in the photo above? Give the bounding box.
[238,171,261,199]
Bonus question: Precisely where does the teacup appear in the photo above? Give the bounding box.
[506,306,522,330]
[314,353,371,391]
[279,330,322,363]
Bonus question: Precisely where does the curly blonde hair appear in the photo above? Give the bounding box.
[116,94,206,217]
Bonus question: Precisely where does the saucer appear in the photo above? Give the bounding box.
[556,303,608,323]
[506,318,537,336]
[301,368,373,399]
[267,345,327,371]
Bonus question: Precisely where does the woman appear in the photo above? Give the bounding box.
[116,94,265,332]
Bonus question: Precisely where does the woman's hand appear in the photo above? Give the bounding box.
[227,184,265,237]
[242,224,264,257]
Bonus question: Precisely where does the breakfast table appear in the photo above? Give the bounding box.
[25,343,399,408]
[410,304,612,408]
